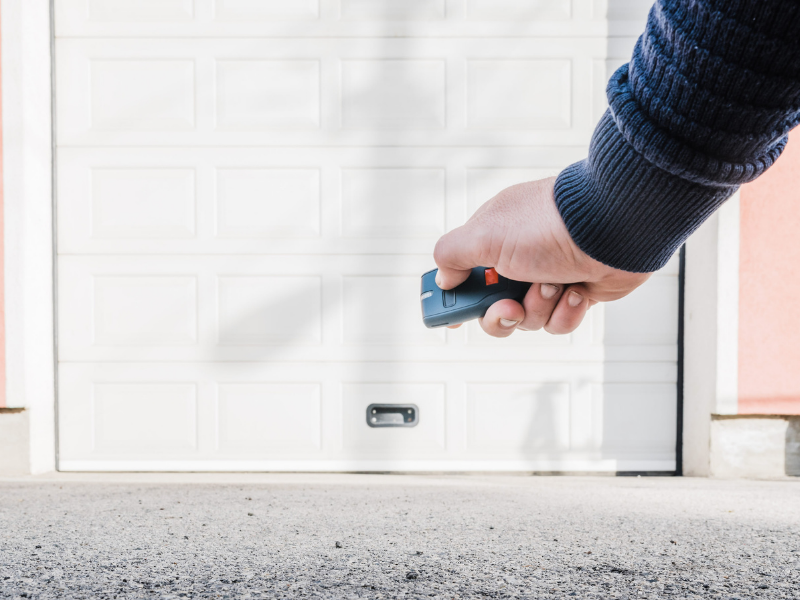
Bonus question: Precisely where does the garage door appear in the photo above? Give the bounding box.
[54,0,677,472]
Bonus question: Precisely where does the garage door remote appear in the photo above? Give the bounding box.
[420,267,532,328]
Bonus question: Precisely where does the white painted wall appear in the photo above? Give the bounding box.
[683,193,741,476]
[716,195,740,415]
[2,0,56,473]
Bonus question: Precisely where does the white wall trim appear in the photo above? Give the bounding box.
[683,192,741,476]
[2,0,56,473]
[715,193,740,415]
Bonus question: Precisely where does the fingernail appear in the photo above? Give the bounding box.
[540,283,559,300]
[500,318,518,328]
[568,291,583,308]
[435,274,443,288]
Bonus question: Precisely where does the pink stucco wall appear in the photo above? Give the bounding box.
[738,130,800,415]
[0,5,5,409]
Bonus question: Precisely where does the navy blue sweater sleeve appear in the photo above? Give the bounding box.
[554,0,800,273]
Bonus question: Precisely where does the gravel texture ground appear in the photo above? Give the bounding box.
[0,473,799,599]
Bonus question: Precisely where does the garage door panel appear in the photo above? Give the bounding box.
[57,147,582,255]
[92,382,199,453]
[56,0,652,37]
[597,383,677,458]
[341,168,446,238]
[92,275,199,346]
[217,275,323,345]
[58,366,330,462]
[61,255,640,362]
[341,59,446,130]
[89,59,196,131]
[56,38,599,146]
[466,383,572,456]
[216,168,321,239]
[215,59,321,130]
[56,2,674,472]
[603,275,680,346]
[58,361,675,470]
[466,59,571,130]
[89,167,197,240]
[59,254,677,363]
[58,378,201,459]
[216,383,322,453]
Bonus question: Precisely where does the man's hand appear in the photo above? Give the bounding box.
[433,177,652,337]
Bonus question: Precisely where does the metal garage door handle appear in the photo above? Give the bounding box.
[366,404,418,428]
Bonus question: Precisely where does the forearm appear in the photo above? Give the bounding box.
[555,0,800,273]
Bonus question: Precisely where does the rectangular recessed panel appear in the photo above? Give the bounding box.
[342,383,446,454]
[341,168,445,238]
[93,383,197,452]
[597,383,676,454]
[88,0,194,21]
[466,168,561,214]
[91,168,195,239]
[216,168,320,238]
[342,60,446,129]
[214,0,319,20]
[217,276,322,344]
[342,276,445,345]
[93,276,197,345]
[467,383,570,452]
[90,60,195,130]
[217,383,321,451]
[466,0,571,20]
[215,60,320,129]
[603,277,678,346]
[341,0,446,20]
[467,60,571,129]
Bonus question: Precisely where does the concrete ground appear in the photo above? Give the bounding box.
[0,474,799,599]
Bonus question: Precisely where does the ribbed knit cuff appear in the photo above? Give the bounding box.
[555,0,800,274]
[554,110,740,273]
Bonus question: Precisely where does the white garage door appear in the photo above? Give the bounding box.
[54,0,677,472]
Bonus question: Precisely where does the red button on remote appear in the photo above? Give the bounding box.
[484,268,499,286]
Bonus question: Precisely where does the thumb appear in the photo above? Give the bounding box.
[433,223,488,290]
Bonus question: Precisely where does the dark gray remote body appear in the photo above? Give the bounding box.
[420,267,532,328]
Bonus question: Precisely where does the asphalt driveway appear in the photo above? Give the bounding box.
[1,473,798,599]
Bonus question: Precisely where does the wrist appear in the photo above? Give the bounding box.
[555,110,737,273]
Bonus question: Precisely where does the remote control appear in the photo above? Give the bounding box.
[420,267,532,328]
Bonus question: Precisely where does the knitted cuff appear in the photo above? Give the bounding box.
[554,110,739,273]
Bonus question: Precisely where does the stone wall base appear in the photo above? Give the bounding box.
[710,415,800,478]
[0,409,31,476]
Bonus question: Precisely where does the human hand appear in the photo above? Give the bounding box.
[433,177,652,337]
